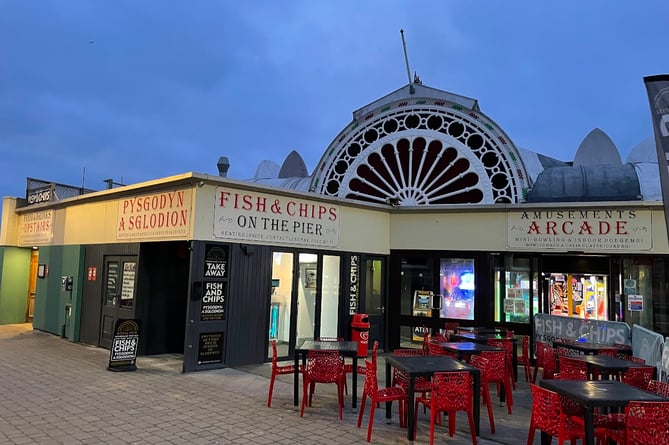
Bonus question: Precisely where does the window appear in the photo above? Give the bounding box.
[439,258,475,320]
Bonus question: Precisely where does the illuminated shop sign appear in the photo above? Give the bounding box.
[507,208,652,251]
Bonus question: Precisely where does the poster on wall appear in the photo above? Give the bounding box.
[197,332,223,365]
[200,281,226,321]
[204,244,229,278]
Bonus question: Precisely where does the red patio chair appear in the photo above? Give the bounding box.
[267,340,300,407]
[526,384,585,445]
[487,338,516,389]
[414,371,477,445]
[596,401,669,445]
[517,335,532,382]
[357,358,407,442]
[427,342,455,357]
[469,354,495,433]
[556,356,589,381]
[392,348,431,399]
[621,366,656,390]
[480,350,513,414]
[444,321,459,335]
[541,345,558,380]
[532,341,549,383]
[648,379,669,397]
[300,350,345,419]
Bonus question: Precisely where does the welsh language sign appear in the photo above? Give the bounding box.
[108,319,141,372]
[200,281,226,321]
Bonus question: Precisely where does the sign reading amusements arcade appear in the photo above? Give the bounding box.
[507,208,652,251]
[213,188,339,247]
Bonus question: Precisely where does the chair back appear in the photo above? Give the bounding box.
[430,371,473,412]
[622,366,656,389]
[444,322,459,334]
[428,342,450,356]
[393,348,423,356]
[480,350,506,381]
[535,341,548,365]
[556,356,588,380]
[370,340,379,366]
[304,350,344,383]
[648,379,669,397]
[271,340,280,369]
[469,354,489,383]
[431,333,449,343]
[363,359,379,394]
[542,346,558,379]
[624,401,669,445]
[529,384,563,436]
[487,339,514,368]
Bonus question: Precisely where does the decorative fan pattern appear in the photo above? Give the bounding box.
[310,104,529,206]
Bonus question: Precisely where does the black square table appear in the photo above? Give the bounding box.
[384,354,480,441]
[436,341,502,361]
[452,333,518,381]
[539,379,668,445]
[570,355,655,380]
[553,339,619,356]
[294,340,359,411]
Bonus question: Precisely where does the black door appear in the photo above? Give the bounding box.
[99,256,137,349]
[362,257,386,350]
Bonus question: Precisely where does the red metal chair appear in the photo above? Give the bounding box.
[414,371,477,445]
[621,366,656,389]
[487,338,516,389]
[427,342,455,357]
[556,356,589,381]
[596,401,669,445]
[480,350,513,414]
[267,340,300,407]
[392,348,431,399]
[516,335,532,382]
[541,345,558,380]
[526,383,585,445]
[648,379,669,397]
[357,358,407,442]
[344,340,374,395]
[532,341,549,383]
[300,350,345,419]
[469,354,495,434]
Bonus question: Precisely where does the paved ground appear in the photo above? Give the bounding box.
[0,324,545,444]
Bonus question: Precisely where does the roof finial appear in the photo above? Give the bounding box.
[400,29,415,94]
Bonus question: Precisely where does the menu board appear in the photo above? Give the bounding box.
[121,262,136,305]
[200,281,226,321]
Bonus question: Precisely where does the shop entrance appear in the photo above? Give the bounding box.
[99,256,137,348]
[267,251,341,360]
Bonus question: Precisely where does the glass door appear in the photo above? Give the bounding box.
[268,252,293,359]
[297,253,318,343]
[363,257,385,350]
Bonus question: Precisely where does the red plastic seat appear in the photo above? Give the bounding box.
[267,340,300,407]
[532,341,548,383]
[541,345,558,380]
[300,350,345,419]
[487,338,516,389]
[648,379,669,397]
[516,335,532,382]
[469,354,495,434]
[556,356,589,380]
[596,401,669,445]
[392,348,432,398]
[526,383,585,445]
[427,342,455,357]
[357,358,407,442]
[414,371,477,445]
[621,366,656,389]
[480,350,513,414]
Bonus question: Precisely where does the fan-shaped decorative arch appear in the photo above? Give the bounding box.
[310,100,530,206]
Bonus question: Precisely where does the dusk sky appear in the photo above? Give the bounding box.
[2,1,668,208]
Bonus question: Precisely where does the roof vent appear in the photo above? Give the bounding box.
[217,156,230,177]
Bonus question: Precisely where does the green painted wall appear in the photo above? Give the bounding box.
[33,245,84,340]
[0,246,31,324]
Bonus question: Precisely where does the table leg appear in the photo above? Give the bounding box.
[293,353,300,406]
[472,370,480,435]
[407,378,416,441]
[385,362,392,422]
[351,355,358,412]
[584,407,595,445]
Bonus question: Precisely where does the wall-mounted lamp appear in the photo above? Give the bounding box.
[196,181,205,188]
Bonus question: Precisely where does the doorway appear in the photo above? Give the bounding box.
[99,256,137,349]
[361,257,385,351]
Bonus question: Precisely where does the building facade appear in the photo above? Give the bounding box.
[1,81,667,371]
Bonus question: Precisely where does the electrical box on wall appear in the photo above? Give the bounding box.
[61,276,73,291]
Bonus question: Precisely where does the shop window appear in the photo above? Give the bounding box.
[400,257,433,316]
[439,258,475,320]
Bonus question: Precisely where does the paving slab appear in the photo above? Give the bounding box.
[0,324,544,444]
